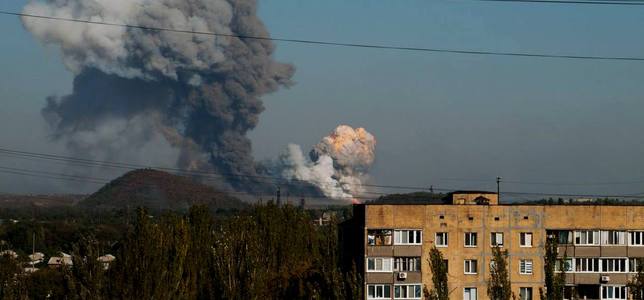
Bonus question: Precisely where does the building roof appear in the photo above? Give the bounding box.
[48,256,73,266]
[447,190,497,195]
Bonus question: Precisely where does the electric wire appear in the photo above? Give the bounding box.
[2,10,644,61]
[1,147,644,200]
[474,0,644,5]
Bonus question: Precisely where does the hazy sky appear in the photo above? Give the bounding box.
[2,0,644,199]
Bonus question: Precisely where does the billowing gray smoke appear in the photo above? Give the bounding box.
[22,0,298,192]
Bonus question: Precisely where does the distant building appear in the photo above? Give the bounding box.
[48,252,73,268]
[347,191,644,300]
[97,254,116,270]
[0,250,17,259]
[315,211,337,226]
[28,252,44,265]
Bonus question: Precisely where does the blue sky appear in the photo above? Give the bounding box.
[2,0,644,198]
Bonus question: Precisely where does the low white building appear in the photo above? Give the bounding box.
[97,254,116,270]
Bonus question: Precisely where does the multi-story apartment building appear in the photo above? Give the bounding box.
[348,191,644,300]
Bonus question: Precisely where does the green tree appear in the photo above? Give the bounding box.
[628,258,644,300]
[488,246,512,300]
[540,236,566,300]
[424,246,449,300]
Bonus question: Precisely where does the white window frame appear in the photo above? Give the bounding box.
[464,259,478,274]
[575,257,600,273]
[491,232,504,247]
[464,232,478,247]
[574,230,600,246]
[602,231,626,246]
[629,231,644,246]
[520,287,533,300]
[367,284,392,300]
[463,287,478,300]
[601,258,628,273]
[556,258,574,272]
[394,257,421,272]
[367,257,393,272]
[629,258,641,273]
[394,230,422,245]
[435,232,448,247]
[520,232,533,247]
[601,285,628,300]
[394,284,422,299]
[367,229,393,246]
[520,259,533,275]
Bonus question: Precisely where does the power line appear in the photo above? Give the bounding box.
[1,147,644,200]
[3,10,644,62]
[502,190,644,199]
[0,147,449,192]
[474,0,644,5]
[0,166,384,201]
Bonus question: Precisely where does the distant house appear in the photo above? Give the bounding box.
[28,252,44,265]
[97,254,116,270]
[48,252,73,268]
[0,250,17,259]
[314,211,337,226]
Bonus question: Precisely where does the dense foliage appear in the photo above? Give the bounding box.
[424,246,449,300]
[628,258,644,300]
[0,204,361,299]
[540,236,566,300]
[487,246,512,300]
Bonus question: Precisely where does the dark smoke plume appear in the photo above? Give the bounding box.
[23,0,300,192]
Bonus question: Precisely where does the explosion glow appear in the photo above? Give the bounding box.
[280,125,376,201]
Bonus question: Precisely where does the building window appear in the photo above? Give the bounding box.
[464,259,478,274]
[436,232,448,247]
[394,230,422,245]
[520,232,533,247]
[394,257,420,272]
[574,230,600,246]
[367,257,393,272]
[465,232,478,247]
[368,284,392,299]
[629,258,641,273]
[602,258,627,273]
[464,287,477,300]
[368,229,393,246]
[491,232,504,247]
[548,230,573,245]
[601,285,627,300]
[520,287,533,300]
[556,258,573,272]
[394,284,422,299]
[520,259,533,275]
[602,231,626,245]
[630,231,644,246]
[575,258,600,272]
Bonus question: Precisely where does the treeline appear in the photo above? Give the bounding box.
[522,197,644,205]
[0,204,362,299]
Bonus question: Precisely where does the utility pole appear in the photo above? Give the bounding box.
[31,232,35,268]
[496,177,502,203]
[276,186,281,206]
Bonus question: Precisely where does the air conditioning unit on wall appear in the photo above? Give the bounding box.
[600,276,610,282]
[398,272,407,280]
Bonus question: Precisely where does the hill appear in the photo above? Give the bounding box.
[78,169,247,211]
